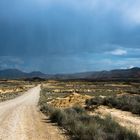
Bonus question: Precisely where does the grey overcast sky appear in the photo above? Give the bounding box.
[0,0,140,73]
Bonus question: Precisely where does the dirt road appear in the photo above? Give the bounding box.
[0,85,67,140]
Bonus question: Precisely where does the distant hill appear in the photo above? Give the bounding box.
[27,71,47,78]
[0,69,48,79]
[0,69,26,79]
[49,67,140,81]
[0,67,140,81]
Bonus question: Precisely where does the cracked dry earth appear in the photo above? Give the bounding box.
[0,85,67,140]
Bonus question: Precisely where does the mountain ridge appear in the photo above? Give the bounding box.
[0,67,140,80]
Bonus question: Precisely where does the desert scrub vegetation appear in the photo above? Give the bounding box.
[86,95,140,115]
[127,89,140,95]
[0,92,23,102]
[0,80,33,102]
[39,88,140,140]
[40,105,139,140]
[39,87,70,103]
[42,80,140,97]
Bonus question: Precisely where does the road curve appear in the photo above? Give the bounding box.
[0,85,66,140]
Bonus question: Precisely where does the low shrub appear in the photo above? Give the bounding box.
[86,95,140,115]
[0,92,23,102]
[39,87,140,140]
[40,105,139,139]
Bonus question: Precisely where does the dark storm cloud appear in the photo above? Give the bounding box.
[0,0,140,73]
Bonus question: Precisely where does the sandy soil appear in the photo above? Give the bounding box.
[91,105,140,136]
[0,85,67,140]
[48,93,91,108]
